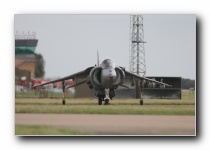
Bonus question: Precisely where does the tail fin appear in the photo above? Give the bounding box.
[97,50,99,66]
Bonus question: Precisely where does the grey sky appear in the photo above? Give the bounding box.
[15,14,196,80]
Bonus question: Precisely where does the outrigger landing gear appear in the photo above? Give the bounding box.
[62,97,66,105]
[139,80,144,105]
[62,80,67,105]
[62,88,66,105]
[140,99,143,105]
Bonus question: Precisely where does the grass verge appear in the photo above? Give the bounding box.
[15,91,195,115]
[15,125,94,135]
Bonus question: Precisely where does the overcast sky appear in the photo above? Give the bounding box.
[15,14,196,80]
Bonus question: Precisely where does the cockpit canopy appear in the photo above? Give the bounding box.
[101,59,115,69]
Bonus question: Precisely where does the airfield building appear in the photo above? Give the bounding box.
[15,32,38,89]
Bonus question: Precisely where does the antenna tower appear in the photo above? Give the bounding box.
[129,15,146,77]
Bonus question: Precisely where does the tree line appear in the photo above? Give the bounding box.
[181,78,195,89]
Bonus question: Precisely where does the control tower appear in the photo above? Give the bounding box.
[15,31,38,80]
[15,31,38,53]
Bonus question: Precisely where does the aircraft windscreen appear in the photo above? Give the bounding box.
[101,59,115,68]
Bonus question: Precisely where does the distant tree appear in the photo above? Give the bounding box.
[35,53,45,78]
[181,78,195,89]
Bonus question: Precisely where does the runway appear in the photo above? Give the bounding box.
[15,114,195,135]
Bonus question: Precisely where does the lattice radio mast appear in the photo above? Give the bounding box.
[129,15,146,77]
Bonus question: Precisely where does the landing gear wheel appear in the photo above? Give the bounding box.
[98,97,102,105]
[62,99,66,105]
[140,99,143,105]
[104,99,109,105]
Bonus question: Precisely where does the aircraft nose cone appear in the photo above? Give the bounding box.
[109,73,116,80]
[101,68,117,88]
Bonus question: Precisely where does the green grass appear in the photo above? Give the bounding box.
[15,125,94,135]
[15,91,195,115]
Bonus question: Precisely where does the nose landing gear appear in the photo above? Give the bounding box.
[104,88,110,105]
[97,88,111,105]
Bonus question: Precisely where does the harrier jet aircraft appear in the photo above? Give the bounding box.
[33,58,171,105]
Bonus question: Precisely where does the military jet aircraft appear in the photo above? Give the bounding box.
[33,58,171,105]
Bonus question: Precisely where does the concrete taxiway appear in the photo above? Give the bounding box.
[15,114,195,135]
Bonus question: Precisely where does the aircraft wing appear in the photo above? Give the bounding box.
[33,66,94,88]
[124,70,172,87]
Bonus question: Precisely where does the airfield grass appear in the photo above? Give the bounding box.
[15,91,195,135]
[15,125,95,135]
[15,90,195,115]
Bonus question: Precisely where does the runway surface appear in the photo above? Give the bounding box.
[15,114,195,135]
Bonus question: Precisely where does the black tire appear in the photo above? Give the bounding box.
[62,98,66,105]
[140,99,143,105]
[98,97,102,105]
[104,99,109,105]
